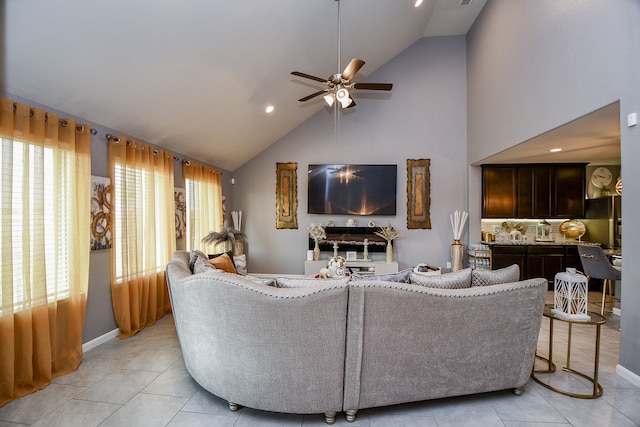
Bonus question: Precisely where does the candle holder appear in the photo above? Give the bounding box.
[551,268,589,321]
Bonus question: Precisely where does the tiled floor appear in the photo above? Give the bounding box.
[1,292,639,427]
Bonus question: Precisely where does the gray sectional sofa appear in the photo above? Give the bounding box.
[166,251,547,424]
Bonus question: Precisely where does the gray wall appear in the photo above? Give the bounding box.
[232,36,468,274]
[466,0,640,376]
[0,90,232,342]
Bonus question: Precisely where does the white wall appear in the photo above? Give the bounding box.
[232,36,468,274]
[466,0,640,377]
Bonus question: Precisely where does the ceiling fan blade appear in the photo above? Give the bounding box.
[353,83,393,91]
[291,71,328,84]
[298,89,327,102]
[341,58,365,81]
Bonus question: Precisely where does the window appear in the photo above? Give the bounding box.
[111,163,169,283]
[183,161,223,251]
[1,138,74,314]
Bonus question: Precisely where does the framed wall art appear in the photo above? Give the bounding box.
[276,162,298,229]
[175,187,186,238]
[406,159,431,229]
[91,175,112,250]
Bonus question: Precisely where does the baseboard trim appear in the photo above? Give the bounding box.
[82,328,120,353]
[616,364,640,388]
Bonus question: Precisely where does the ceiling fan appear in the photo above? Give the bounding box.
[291,58,393,108]
[290,0,392,109]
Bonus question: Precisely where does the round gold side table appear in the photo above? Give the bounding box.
[531,304,606,399]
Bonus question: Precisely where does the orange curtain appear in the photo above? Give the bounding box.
[109,138,175,338]
[0,97,91,406]
[183,160,223,251]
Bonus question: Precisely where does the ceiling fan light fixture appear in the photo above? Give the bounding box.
[323,93,336,107]
[336,88,353,108]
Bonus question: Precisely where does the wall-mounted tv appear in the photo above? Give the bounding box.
[307,164,397,216]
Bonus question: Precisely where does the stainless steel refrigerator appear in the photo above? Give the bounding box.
[582,196,622,249]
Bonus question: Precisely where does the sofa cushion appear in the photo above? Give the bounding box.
[208,252,238,273]
[189,249,209,272]
[472,264,520,287]
[208,251,237,270]
[410,268,472,289]
[193,255,220,274]
[350,268,412,283]
[234,254,247,275]
[241,274,276,287]
[275,277,350,288]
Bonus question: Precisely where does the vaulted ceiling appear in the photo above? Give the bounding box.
[3,0,487,171]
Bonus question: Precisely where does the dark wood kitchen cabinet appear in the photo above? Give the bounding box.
[482,166,518,218]
[482,164,586,218]
[527,245,564,284]
[490,244,587,289]
[554,165,586,218]
[491,245,526,280]
[517,165,553,218]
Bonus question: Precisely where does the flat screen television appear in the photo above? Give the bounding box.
[307,164,397,215]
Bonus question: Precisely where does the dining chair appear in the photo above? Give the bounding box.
[577,245,622,316]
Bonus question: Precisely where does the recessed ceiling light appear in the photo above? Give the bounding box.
[414,0,423,6]
[549,148,562,153]
[265,105,274,113]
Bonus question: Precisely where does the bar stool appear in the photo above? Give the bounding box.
[577,245,622,316]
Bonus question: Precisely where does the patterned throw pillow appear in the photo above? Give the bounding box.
[350,268,412,283]
[410,268,472,289]
[275,277,350,288]
[472,264,519,287]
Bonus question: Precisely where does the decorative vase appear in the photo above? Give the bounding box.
[313,240,321,261]
[451,240,464,272]
[386,241,394,263]
[234,237,244,256]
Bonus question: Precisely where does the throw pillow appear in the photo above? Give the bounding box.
[350,268,412,283]
[208,251,237,271]
[472,264,519,287]
[208,253,238,274]
[275,277,350,288]
[242,274,276,287]
[410,268,472,289]
[193,256,220,274]
[233,254,247,275]
[189,249,209,273]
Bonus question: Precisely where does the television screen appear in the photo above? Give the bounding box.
[307,164,397,215]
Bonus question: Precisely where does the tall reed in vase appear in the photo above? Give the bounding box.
[449,210,468,271]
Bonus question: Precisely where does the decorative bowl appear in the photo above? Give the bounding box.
[559,220,587,239]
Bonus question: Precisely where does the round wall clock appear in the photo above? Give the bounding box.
[591,167,613,188]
